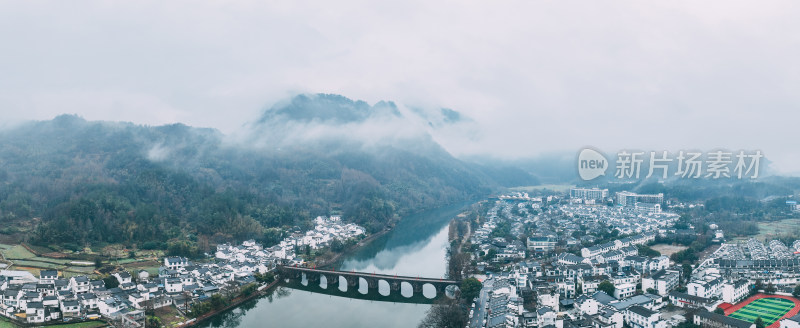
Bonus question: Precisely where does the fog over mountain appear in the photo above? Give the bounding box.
[4,1,799,175]
[0,94,543,251]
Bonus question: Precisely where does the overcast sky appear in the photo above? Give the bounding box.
[1,1,799,173]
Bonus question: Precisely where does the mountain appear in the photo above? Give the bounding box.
[257,93,402,124]
[0,94,537,256]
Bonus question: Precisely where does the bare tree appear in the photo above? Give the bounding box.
[418,298,467,328]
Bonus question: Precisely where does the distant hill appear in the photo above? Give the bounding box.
[0,94,538,256]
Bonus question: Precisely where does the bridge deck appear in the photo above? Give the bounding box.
[278,265,459,284]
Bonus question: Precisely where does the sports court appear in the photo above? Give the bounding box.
[723,294,800,328]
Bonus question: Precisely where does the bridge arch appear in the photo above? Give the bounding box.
[338,276,348,292]
[444,284,459,299]
[300,272,308,286]
[320,274,336,289]
[400,281,413,298]
[358,277,369,294]
[422,283,437,299]
[378,280,390,296]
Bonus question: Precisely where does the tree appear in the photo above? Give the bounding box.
[598,280,615,296]
[793,284,800,298]
[146,316,162,328]
[682,263,693,282]
[255,272,275,284]
[418,297,467,328]
[714,307,725,315]
[209,294,229,310]
[753,279,764,296]
[103,276,120,289]
[484,249,497,261]
[460,277,482,302]
[755,316,765,328]
[241,283,258,296]
[765,282,776,294]
[637,245,661,257]
[647,288,657,295]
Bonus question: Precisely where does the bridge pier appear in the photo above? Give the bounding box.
[411,282,423,295]
[308,273,320,284]
[324,274,339,289]
[366,278,378,292]
[346,276,358,290]
[389,280,401,292]
[434,284,445,297]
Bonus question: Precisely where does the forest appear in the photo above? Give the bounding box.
[0,97,533,257]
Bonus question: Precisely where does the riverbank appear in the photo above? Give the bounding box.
[172,226,392,327]
[188,201,475,328]
[316,227,392,269]
[178,278,282,328]
[171,225,393,327]
[317,203,475,269]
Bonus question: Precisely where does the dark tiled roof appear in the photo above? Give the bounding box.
[695,310,753,328]
[628,306,656,317]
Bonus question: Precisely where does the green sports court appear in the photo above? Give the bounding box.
[728,297,797,326]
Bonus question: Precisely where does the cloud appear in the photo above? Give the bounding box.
[146,143,171,162]
[0,1,798,172]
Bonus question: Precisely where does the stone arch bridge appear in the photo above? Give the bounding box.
[276,265,460,302]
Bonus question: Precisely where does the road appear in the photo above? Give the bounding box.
[470,277,494,328]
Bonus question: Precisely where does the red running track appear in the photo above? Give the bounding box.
[722,293,800,328]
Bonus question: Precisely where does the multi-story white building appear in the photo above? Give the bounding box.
[625,306,662,328]
[164,257,188,270]
[527,237,557,253]
[642,270,680,296]
[688,276,723,299]
[615,283,636,299]
[722,279,750,304]
[570,188,609,201]
[616,192,663,208]
[69,276,90,294]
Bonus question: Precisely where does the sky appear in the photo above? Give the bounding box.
[1,1,799,173]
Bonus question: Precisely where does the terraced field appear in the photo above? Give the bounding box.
[11,259,63,269]
[1,245,35,259]
[0,244,99,277]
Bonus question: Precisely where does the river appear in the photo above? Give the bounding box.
[197,202,469,328]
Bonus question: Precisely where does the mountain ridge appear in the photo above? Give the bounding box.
[0,94,537,256]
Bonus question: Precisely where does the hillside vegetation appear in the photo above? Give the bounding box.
[0,94,538,257]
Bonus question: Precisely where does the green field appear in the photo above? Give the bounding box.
[11,259,63,269]
[33,257,73,265]
[114,258,147,264]
[65,266,97,274]
[729,298,796,326]
[50,321,108,328]
[0,316,18,328]
[733,218,800,242]
[1,245,35,260]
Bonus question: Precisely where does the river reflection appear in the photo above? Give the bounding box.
[197,202,469,328]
